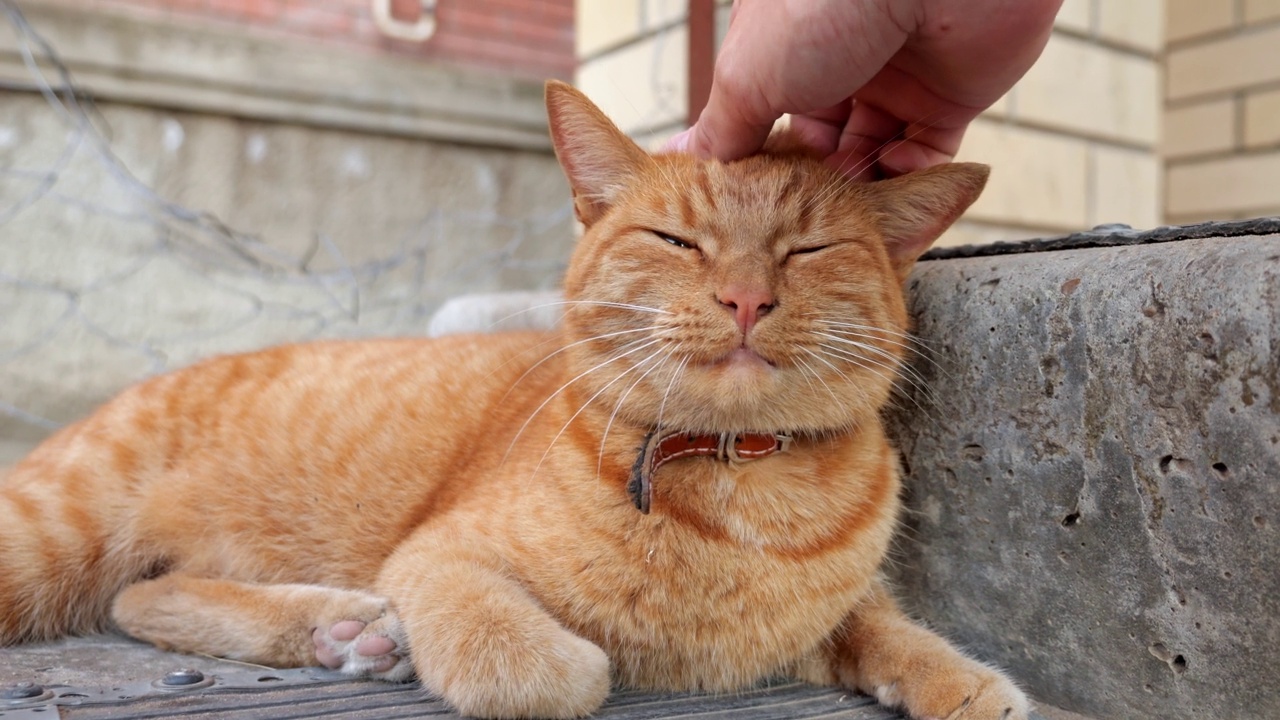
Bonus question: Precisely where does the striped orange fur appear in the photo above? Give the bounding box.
[0,81,1026,719]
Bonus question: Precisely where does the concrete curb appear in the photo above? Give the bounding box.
[887,234,1279,719]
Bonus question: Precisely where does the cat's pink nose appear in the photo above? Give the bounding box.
[717,285,775,335]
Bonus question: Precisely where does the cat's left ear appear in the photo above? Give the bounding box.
[545,80,651,226]
[862,163,990,282]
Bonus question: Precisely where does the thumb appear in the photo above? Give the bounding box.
[681,79,779,160]
[660,86,779,159]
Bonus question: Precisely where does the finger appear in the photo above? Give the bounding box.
[833,101,968,178]
[681,0,917,162]
[662,127,694,153]
[876,136,961,177]
[684,73,779,160]
[827,132,961,181]
[850,64,983,143]
[787,99,853,156]
[824,148,880,183]
[825,102,905,181]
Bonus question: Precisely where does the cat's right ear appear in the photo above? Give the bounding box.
[545,80,651,226]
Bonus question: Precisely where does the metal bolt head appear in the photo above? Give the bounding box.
[1,682,44,700]
[162,669,205,686]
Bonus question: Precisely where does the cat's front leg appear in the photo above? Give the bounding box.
[378,531,611,719]
[111,573,411,681]
[826,579,1029,720]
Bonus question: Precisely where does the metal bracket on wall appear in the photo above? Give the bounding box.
[371,0,438,42]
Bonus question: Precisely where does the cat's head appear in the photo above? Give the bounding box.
[545,80,986,435]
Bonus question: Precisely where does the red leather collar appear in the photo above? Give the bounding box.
[626,430,794,513]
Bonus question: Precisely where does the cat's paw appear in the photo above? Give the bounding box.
[313,613,412,682]
[442,628,611,719]
[881,663,1028,720]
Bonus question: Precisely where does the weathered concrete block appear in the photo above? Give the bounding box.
[886,235,1280,720]
[0,91,573,463]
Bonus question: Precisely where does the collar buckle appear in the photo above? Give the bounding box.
[629,429,795,514]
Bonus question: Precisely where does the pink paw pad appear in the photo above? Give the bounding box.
[313,620,404,676]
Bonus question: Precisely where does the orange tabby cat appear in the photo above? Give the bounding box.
[0,81,1026,719]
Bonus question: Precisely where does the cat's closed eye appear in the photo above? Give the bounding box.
[786,244,830,258]
[651,230,697,251]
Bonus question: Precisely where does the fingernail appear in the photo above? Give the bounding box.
[663,129,691,154]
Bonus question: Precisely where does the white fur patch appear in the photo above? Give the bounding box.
[874,682,903,707]
[427,291,565,337]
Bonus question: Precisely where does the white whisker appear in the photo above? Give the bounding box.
[503,337,664,462]
[811,108,954,207]
[817,344,932,414]
[484,300,670,342]
[814,317,949,381]
[817,318,941,354]
[530,346,666,482]
[797,349,855,420]
[498,326,660,401]
[656,353,691,430]
[813,331,931,393]
[815,331,903,367]
[556,300,673,315]
[596,345,679,479]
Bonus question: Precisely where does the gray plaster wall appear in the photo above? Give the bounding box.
[886,236,1280,719]
[0,89,573,463]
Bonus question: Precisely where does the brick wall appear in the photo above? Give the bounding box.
[86,0,575,79]
[951,0,1162,246]
[1165,0,1280,222]
[575,0,1166,247]
[574,0,691,146]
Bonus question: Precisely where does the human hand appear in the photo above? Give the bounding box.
[666,0,1062,180]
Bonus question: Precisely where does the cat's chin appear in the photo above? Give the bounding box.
[704,347,776,383]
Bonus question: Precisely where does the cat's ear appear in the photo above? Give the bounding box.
[863,163,990,282]
[545,80,651,226]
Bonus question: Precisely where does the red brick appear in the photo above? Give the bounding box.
[95,0,575,78]
[437,9,571,51]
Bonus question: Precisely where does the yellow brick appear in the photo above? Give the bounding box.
[576,25,687,135]
[576,0,642,59]
[981,90,1011,119]
[1016,35,1160,145]
[1097,0,1164,52]
[955,119,1089,230]
[1167,25,1280,99]
[1245,0,1280,24]
[1167,150,1280,216]
[1091,146,1161,228]
[643,0,685,29]
[937,221,1050,249]
[1244,88,1280,147]
[1166,207,1259,224]
[1167,0,1235,42]
[1055,0,1092,32]
[1164,99,1236,157]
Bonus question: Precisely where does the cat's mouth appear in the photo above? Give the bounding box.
[716,346,775,369]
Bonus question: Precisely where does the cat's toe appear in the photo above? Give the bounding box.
[927,670,1028,720]
[441,629,611,719]
[950,675,1029,720]
[313,615,413,682]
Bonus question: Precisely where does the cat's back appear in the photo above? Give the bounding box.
[6,331,559,585]
[19,331,552,468]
